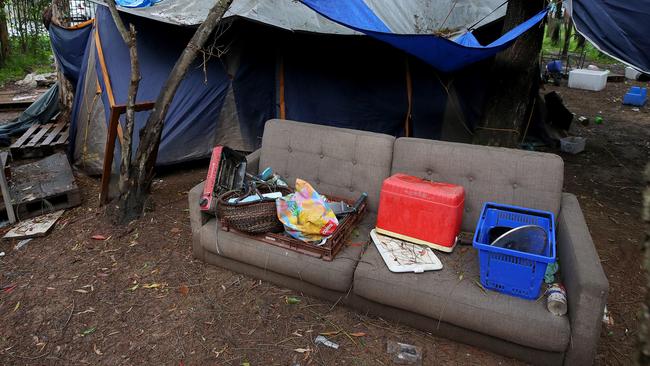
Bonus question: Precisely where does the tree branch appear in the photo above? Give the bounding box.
[134,0,233,185]
[114,0,233,222]
[105,0,141,193]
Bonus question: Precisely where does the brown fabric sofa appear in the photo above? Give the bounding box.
[189,119,608,365]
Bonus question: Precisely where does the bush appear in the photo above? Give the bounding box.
[0,35,53,87]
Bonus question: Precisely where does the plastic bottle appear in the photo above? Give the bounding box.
[546,283,567,316]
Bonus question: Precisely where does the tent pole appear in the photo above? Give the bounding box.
[404,57,413,137]
[279,55,286,119]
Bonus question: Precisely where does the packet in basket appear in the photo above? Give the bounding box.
[276,179,338,242]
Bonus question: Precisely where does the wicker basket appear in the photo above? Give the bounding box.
[217,187,290,234]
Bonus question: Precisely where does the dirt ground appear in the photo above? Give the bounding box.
[0,77,648,365]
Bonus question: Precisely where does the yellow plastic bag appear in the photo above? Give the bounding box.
[276,179,338,242]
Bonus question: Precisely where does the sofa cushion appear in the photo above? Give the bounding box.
[353,244,571,352]
[203,214,377,293]
[391,138,564,232]
[259,119,395,212]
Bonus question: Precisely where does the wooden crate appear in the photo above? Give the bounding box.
[0,153,81,221]
[10,121,69,159]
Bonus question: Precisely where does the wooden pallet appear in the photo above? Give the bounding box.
[0,153,81,222]
[10,121,69,159]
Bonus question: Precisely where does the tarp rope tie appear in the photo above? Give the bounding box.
[467,0,509,31]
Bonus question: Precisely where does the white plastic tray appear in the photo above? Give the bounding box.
[371,229,442,273]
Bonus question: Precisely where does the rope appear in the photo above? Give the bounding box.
[520,97,536,143]
[467,0,509,31]
[432,71,474,136]
[440,0,459,31]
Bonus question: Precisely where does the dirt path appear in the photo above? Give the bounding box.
[0,80,647,365]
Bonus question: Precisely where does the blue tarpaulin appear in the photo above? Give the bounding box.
[570,0,650,74]
[49,22,93,86]
[301,0,547,72]
[93,6,230,165]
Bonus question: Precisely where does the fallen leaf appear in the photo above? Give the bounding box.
[179,285,189,296]
[2,284,17,293]
[128,284,139,291]
[143,283,162,289]
[241,363,250,366]
[91,235,107,240]
[81,327,96,336]
[74,289,88,294]
[350,332,367,337]
[93,343,103,355]
[13,302,20,312]
[293,348,311,353]
[285,296,301,305]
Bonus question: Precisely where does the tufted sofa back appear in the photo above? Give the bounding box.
[391,138,564,232]
[259,119,395,212]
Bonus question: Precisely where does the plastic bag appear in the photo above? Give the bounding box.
[276,179,338,242]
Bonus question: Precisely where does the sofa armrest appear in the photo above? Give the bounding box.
[246,149,261,175]
[189,182,209,260]
[557,193,608,365]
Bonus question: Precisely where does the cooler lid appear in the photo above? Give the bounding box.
[382,173,465,206]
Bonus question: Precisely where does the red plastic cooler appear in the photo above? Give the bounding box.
[376,174,465,252]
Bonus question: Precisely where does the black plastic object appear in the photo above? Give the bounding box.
[215,147,247,193]
[544,91,573,131]
[330,192,368,217]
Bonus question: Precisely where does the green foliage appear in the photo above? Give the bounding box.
[0,35,53,86]
[542,24,615,64]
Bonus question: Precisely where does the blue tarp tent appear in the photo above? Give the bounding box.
[301,0,547,73]
[53,0,650,181]
[56,0,527,177]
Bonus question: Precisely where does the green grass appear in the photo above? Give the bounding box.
[541,24,615,64]
[0,36,54,87]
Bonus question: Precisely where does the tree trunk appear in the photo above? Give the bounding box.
[561,17,573,61]
[105,0,141,195]
[114,0,234,222]
[473,0,545,147]
[0,1,10,66]
[51,0,74,123]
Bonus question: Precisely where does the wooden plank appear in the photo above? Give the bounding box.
[26,124,52,147]
[99,108,120,204]
[3,210,64,239]
[0,152,15,224]
[94,21,116,107]
[112,101,156,114]
[10,124,40,148]
[41,122,66,146]
[54,128,69,145]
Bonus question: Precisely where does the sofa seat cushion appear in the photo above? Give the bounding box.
[353,243,571,352]
[203,214,377,293]
[391,138,564,232]
[259,119,395,212]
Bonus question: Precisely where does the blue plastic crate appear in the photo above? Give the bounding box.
[623,86,647,106]
[472,203,556,300]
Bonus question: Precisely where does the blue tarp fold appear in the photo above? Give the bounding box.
[571,0,650,74]
[49,23,93,86]
[301,0,546,72]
